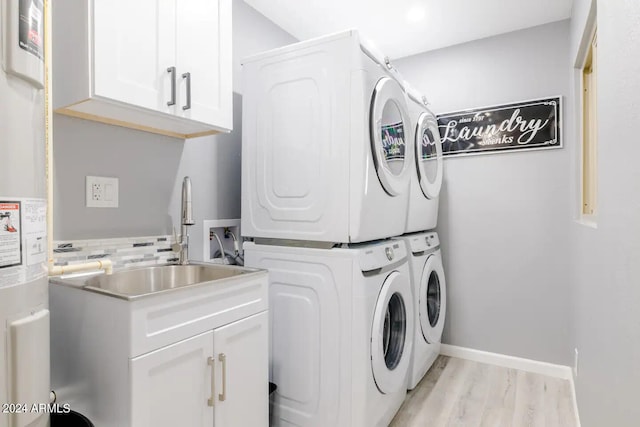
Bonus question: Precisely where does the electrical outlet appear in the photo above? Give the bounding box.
[86,176,119,208]
[574,348,579,377]
[92,183,102,201]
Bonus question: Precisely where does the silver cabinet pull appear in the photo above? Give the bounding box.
[218,353,227,402]
[182,72,191,110]
[167,67,176,106]
[207,356,215,407]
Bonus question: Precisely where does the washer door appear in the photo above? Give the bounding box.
[370,77,412,196]
[419,253,447,344]
[415,111,443,199]
[371,270,413,394]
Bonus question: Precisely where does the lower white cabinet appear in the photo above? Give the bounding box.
[49,268,269,427]
[213,312,269,426]
[131,312,269,427]
[131,330,214,427]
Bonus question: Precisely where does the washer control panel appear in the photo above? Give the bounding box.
[359,241,407,272]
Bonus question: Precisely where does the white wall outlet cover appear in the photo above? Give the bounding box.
[86,176,119,208]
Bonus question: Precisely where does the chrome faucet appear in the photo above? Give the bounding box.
[172,176,195,265]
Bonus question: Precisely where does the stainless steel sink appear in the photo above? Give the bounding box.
[80,263,261,300]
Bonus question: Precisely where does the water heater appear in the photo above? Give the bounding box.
[0,0,50,426]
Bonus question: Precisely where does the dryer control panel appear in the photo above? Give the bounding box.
[407,232,440,254]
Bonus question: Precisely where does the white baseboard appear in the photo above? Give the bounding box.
[440,344,573,380]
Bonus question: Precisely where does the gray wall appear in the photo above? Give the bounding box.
[569,1,640,426]
[53,0,297,262]
[395,21,573,365]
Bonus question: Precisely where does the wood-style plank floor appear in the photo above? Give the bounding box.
[390,356,577,427]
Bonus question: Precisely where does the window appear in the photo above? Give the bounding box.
[582,30,597,217]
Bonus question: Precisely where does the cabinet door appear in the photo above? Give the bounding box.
[93,0,177,114]
[213,311,269,427]
[131,331,214,427]
[175,0,232,129]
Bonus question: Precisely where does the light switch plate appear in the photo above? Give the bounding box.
[86,176,119,208]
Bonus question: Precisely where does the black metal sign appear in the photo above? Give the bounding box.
[437,97,561,157]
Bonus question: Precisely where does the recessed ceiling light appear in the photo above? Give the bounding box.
[406,5,426,23]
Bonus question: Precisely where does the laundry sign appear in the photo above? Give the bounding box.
[437,97,561,157]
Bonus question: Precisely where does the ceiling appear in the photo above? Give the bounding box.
[243,0,574,59]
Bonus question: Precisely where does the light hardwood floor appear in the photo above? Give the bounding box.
[390,356,578,427]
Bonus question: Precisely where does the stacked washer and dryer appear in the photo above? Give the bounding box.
[241,30,446,427]
[398,83,448,391]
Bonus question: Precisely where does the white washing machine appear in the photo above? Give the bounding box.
[244,240,414,427]
[394,231,446,390]
[241,30,413,243]
[404,84,444,233]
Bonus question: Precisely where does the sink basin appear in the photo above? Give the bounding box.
[81,263,260,300]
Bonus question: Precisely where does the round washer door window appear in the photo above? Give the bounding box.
[420,253,447,344]
[415,111,443,199]
[371,270,414,394]
[370,77,412,196]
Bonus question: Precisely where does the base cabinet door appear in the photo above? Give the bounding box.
[213,311,269,427]
[130,330,214,427]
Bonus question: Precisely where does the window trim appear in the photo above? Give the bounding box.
[578,26,598,226]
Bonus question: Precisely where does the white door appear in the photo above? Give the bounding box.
[213,311,269,427]
[415,110,444,199]
[175,0,232,129]
[371,271,414,394]
[370,77,412,196]
[130,331,214,427]
[419,252,447,344]
[93,0,177,114]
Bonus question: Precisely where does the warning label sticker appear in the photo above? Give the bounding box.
[0,198,47,289]
[18,0,44,61]
[0,202,22,268]
[23,200,47,266]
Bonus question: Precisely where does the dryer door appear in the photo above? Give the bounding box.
[370,77,412,196]
[371,270,414,394]
[419,252,447,344]
[415,111,444,199]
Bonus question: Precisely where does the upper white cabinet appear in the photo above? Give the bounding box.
[92,0,176,116]
[53,0,232,139]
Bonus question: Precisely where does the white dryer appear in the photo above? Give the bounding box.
[394,231,446,390]
[241,30,413,243]
[244,240,414,427]
[404,84,444,233]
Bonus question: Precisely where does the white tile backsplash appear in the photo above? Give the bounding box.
[53,235,179,270]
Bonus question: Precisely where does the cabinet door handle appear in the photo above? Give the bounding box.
[218,353,227,402]
[167,67,176,106]
[207,356,215,407]
[182,72,191,111]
